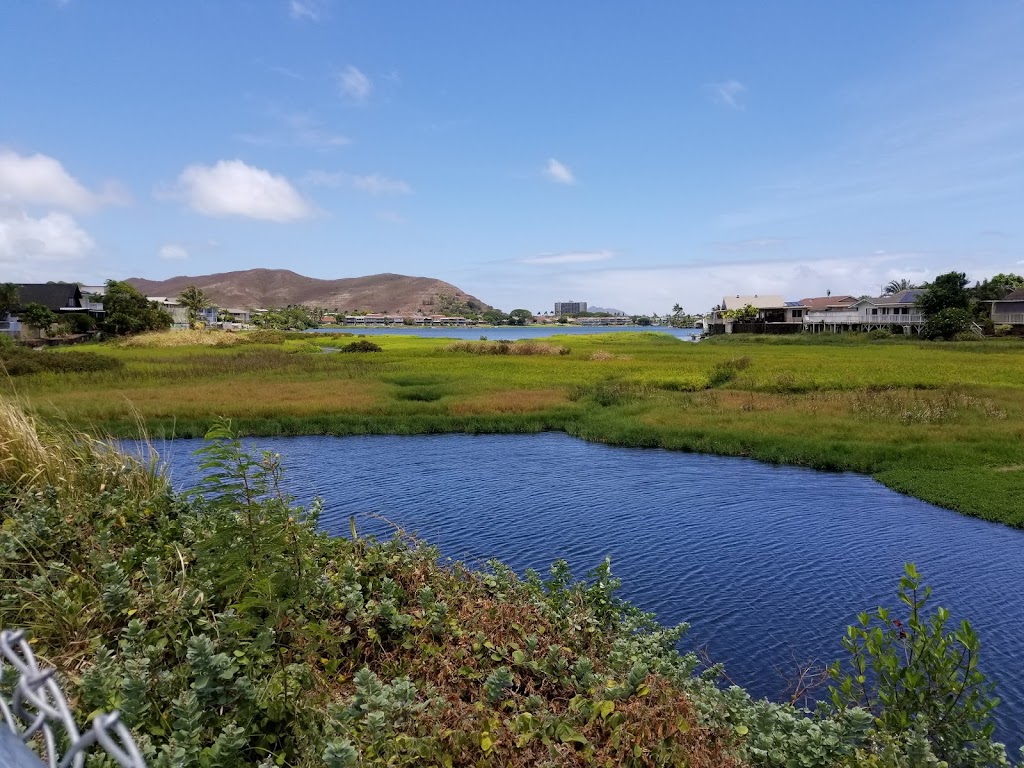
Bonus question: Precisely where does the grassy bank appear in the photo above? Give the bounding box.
[7,329,1024,525]
[0,400,1010,766]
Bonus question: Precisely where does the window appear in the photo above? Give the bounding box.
[871,308,878,315]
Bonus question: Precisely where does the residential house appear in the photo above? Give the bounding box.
[990,289,1024,328]
[708,294,805,334]
[800,295,860,333]
[854,290,927,335]
[2,283,85,339]
[148,297,190,329]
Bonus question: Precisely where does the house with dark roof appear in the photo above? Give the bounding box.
[990,289,1024,327]
[0,283,105,339]
[12,283,84,313]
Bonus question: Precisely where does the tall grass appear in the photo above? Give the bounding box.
[0,395,164,498]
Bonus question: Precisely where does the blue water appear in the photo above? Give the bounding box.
[145,433,1023,751]
[306,325,703,341]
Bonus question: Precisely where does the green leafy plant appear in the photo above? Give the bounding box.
[830,564,1002,765]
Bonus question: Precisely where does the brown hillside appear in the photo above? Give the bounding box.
[126,269,492,315]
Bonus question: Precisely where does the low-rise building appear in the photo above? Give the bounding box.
[990,289,1024,327]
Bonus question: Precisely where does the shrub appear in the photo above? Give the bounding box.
[830,564,1002,765]
[707,356,751,388]
[866,328,892,340]
[244,329,287,345]
[922,308,971,340]
[446,340,569,356]
[994,324,1013,337]
[64,312,97,334]
[340,339,383,353]
[0,349,124,376]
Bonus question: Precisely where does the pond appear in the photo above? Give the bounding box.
[147,432,1024,751]
[305,325,703,341]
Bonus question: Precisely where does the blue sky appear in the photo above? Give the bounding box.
[1,1,1023,314]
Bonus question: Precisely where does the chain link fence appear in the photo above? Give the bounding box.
[0,629,145,768]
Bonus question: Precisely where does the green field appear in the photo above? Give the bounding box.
[7,330,1024,525]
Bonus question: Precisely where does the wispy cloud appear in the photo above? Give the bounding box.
[716,11,1024,233]
[377,210,406,225]
[351,174,412,195]
[288,0,326,22]
[301,170,345,187]
[477,249,1004,317]
[543,158,575,185]
[712,237,791,252]
[171,159,314,222]
[238,112,350,150]
[158,243,189,260]
[300,170,412,195]
[338,65,372,103]
[519,250,614,266]
[707,79,746,110]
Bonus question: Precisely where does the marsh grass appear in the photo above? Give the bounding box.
[8,331,1024,524]
[0,394,163,499]
[446,340,570,355]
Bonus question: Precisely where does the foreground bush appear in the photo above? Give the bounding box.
[0,399,1012,767]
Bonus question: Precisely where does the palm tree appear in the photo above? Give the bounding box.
[884,279,917,295]
[177,285,209,329]
[0,283,19,320]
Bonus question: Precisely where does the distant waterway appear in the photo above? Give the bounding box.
[306,325,702,341]
[146,433,1024,752]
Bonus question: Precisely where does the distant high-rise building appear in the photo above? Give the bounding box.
[554,300,587,315]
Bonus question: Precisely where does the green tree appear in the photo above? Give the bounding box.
[0,283,19,319]
[916,272,971,317]
[101,280,173,336]
[481,309,508,325]
[508,309,533,326]
[723,303,759,322]
[177,285,209,329]
[971,272,1024,303]
[922,307,972,340]
[19,303,58,335]
[632,315,652,326]
[884,278,917,295]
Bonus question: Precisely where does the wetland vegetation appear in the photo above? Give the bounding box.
[6,329,1023,526]
[0,400,1013,766]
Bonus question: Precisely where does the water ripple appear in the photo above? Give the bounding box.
[146,432,1024,751]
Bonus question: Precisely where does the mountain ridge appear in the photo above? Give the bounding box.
[126,269,492,315]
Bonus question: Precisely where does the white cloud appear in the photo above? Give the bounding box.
[0,204,94,263]
[544,158,576,185]
[707,79,746,110]
[159,244,190,260]
[352,173,412,195]
[519,250,614,266]
[338,65,372,103]
[0,149,126,211]
[173,160,314,222]
[289,0,325,21]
